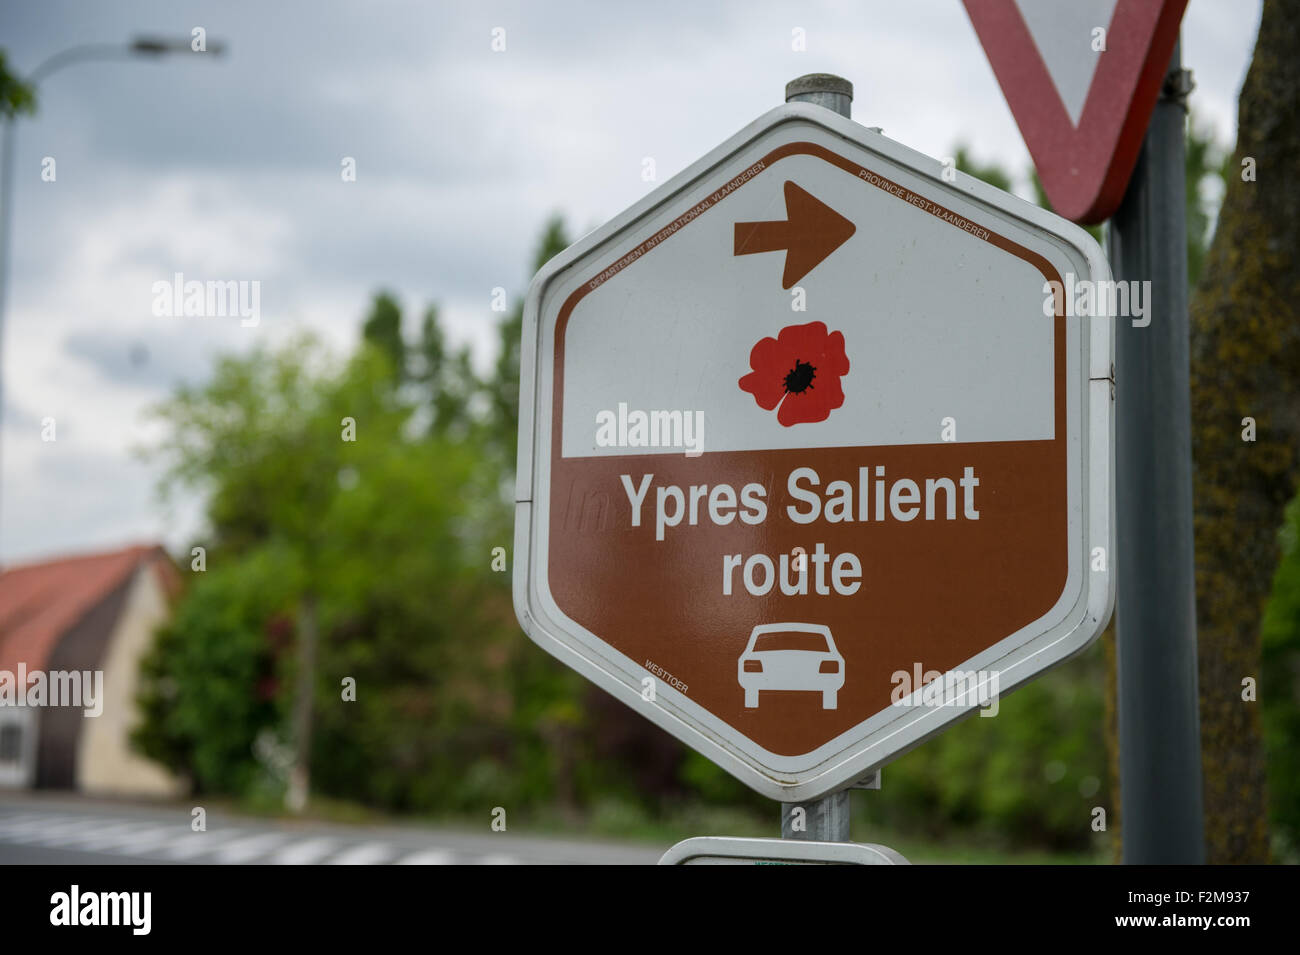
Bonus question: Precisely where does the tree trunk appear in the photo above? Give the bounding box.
[1189,0,1300,863]
[1102,624,1122,862]
[286,592,318,813]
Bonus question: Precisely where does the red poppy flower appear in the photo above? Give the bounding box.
[738,321,849,427]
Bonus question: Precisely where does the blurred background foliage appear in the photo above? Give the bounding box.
[1263,496,1300,860]
[131,114,1294,858]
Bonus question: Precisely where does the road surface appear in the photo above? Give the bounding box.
[0,792,663,865]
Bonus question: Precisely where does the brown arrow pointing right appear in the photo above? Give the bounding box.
[734,180,856,289]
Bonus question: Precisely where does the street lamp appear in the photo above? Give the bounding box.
[0,35,226,562]
[131,36,228,58]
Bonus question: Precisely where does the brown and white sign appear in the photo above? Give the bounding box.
[513,103,1114,801]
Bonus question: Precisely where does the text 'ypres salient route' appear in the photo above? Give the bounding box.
[618,463,982,596]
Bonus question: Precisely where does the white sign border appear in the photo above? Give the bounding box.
[658,836,910,865]
[514,102,1114,802]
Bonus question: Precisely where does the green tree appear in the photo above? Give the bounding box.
[953,145,1013,193]
[865,664,1108,852]
[361,291,406,377]
[137,265,596,816]
[133,544,301,795]
[485,214,570,462]
[0,51,35,118]
[145,335,436,807]
[413,304,480,440]
[1261,492,1300,861]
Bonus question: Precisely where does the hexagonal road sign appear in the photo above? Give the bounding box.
[513,102,1114,801]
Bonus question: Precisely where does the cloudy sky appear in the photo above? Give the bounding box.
[0,0,1263,564]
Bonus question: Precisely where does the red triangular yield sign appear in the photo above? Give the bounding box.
[962,0,1187,224]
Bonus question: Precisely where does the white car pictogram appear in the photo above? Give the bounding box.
[738,623,844,710]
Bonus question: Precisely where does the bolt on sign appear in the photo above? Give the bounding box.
[513,102,1114,801]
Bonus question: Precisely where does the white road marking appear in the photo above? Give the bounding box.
[0,813,48,834]
[0,802,659,864]
[328,841,393,865]
[86,825,185,854]
[60,821,157,849]
[395,848,455,865]
[0,816,85,842]
[213,832,290,864]
[272,837,340,865]
[24,818,107,845]
[160,828,249,860]
[75,823,170,851]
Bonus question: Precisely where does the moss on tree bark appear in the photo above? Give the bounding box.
[1189,0,1299,863]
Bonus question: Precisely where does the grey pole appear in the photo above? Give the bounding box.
[0,114,15,564]
[778,72,856,844]
[782,789,851,841]
[1108,41,1205,863]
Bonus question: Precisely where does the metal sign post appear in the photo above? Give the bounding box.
[782,788,851,842]
[1108,41,1205,865]
[780,75,855,847]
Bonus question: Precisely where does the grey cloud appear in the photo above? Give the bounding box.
[0,0,1264,563]
[62,323,227,391]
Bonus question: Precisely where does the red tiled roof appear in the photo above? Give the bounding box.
[0,544,178,673]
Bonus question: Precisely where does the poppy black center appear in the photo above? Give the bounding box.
[784,358,816,395]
